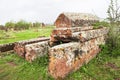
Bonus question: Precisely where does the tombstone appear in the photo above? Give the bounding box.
[54,12,99,28]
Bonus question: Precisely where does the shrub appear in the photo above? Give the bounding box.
[107,24,120,48]
[5,20,33,30]
[5,21,15,29]
[106,24,120,56]
[32,22,42,28]
[4,20,43,30]
[15,20,31,30]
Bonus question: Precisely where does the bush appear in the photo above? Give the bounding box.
[4,20,44,30]
[106,24,120,56]
[5,21,15,29]
[5,20,42,30]
[5,20,33,30]
[15,20,31,30]
[94,22,120,57]
[32,22,42,28]
[107,24,120,48]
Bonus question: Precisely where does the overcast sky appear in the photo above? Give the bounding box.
[0,0,119,25]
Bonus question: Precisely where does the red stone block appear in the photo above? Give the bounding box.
[50,27,108,44]
[48,37,104,79]
[25,41,49,62]
[14,37,49,58]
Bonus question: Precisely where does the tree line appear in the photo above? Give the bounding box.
[0,20,45,31]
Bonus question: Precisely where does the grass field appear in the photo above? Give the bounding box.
[0,26,54,44]
[0,27,120,80]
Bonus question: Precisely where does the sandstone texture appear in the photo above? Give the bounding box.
[25,41,49,62]
[49,35,107,79]
[14,37,49,58]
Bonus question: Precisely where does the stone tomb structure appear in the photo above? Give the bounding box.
[0,12,109,79]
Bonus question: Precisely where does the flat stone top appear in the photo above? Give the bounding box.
[54,26,93,30]
[16,37,49,43]
[25,41,48,47]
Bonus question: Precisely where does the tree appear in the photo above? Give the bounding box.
[5,21,15,29]
[107,0,120,54]
[107,0,120,24]
[15,20,30,30]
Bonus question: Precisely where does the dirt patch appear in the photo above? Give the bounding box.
[105,62,119,70]
[7,61,17,67]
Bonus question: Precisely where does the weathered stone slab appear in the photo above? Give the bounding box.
[51,26,93,36]
[48,36,105,79]
[73,27,108,42]
[14,37,49,58]
[50,26,93,42]
[25,41,49,62]
[51,27,108,43]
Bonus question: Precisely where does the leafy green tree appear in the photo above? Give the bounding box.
[107,0,120,56]
[107,0,120,24]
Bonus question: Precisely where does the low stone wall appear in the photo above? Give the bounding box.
[0,37,50,53]
[14,37,49,58]
[25,41,50,62]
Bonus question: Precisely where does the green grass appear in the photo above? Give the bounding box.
[0,52,54,80]
[0,26,54,44]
